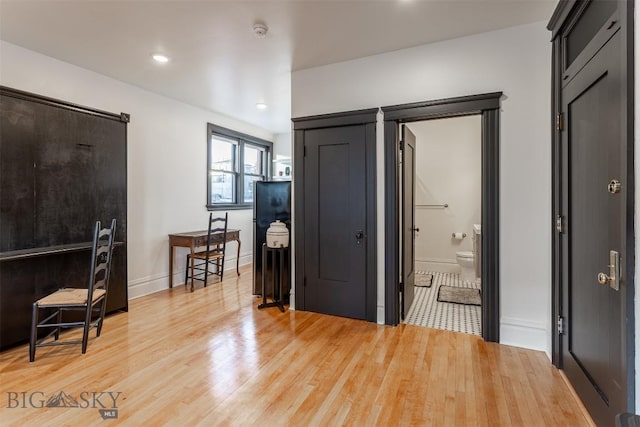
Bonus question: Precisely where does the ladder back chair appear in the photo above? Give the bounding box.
[185,212,228,291]
[29,219,117,362]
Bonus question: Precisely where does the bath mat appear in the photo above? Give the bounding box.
[414,272,433,288]
[437,285,481,306]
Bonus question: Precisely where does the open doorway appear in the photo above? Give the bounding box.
[382,92,501,342]
[401,116,482,336]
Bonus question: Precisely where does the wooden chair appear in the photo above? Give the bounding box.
[29,219,117,362]
[185,212,228,290]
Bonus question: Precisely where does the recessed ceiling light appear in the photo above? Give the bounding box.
[256,102,268,110]
[152,54,169,63]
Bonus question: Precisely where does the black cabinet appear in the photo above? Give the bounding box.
[0,86,128,350]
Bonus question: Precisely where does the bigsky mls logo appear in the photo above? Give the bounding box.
[46,391,79,407]
[7,390,121,420]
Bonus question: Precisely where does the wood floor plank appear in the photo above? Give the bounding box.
[0,265,592,426]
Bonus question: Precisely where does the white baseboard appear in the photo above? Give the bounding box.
[416,258,459,273]
[289,290,296,310]
[128,253,253,300]
[377,305,385,325]
[417,256,457,264]
[128,273,169,299]
[500,316,549,357]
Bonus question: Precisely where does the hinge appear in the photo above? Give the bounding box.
[303,146,306,157]
[400,281,404,292]
[399,140,404,151]
[304,277,307,287]
[555,215,564,233]
[557,316,564,335]
[556,113,564,131]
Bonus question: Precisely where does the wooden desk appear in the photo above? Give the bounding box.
[168,229,241,291]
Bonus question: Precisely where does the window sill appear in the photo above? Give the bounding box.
[207,204,253,211]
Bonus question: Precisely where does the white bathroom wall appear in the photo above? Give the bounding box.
[0,40,273,298]
[292,21,551,354]
[407,116,481,272]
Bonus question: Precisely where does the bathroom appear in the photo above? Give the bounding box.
[403,115,482,336]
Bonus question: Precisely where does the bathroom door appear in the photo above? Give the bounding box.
[401,125,416,319]
[560,27,628,425]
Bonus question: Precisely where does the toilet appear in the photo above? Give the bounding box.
[455,251,475,283]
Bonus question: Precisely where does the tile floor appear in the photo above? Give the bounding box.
[404,270,482,336]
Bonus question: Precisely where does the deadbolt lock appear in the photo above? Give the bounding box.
[597,250,620,291]
[608,179,622,194]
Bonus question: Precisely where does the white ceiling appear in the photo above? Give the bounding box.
[0,0,556,134]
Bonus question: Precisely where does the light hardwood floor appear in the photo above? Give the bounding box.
[0,265,592,426]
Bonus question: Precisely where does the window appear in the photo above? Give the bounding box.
[207,123,272,209]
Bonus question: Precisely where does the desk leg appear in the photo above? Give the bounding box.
[169,243,174,288]
[236,239,241,276]
[190,245,195,292]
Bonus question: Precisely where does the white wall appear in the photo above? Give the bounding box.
[407,116,481,272]
[0,40,273,298]
[292,21,551,354]
[273,132,292,179]
[273,133,292,158]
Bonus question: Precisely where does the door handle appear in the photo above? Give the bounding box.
[411,227,420,233]
[597,250,620,291]
[355,230,364,240]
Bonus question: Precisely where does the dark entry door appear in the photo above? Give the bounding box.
[401,125,416,319]
[561,30,627,425]
[303,125,368,319]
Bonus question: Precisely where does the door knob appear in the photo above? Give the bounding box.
[411,227,420,232]
[355,231,364,240]
[608,179,621,194]
[597,272,611,285]
[597,250,620,291]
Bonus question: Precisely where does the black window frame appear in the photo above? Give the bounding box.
[206,123,273,210]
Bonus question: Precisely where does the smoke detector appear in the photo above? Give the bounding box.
[253,23,268,38]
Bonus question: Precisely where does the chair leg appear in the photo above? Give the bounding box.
[220,257,224,281]
[54,309,62,340]
[29,303,38,362]
[96,298,108,337]
[184,255,190,287]
[203,259,209,288]
[81,304,92,354]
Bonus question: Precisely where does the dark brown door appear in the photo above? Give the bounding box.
[561,29,627,425]
[303,125,367,319]
[401,125,416,319]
